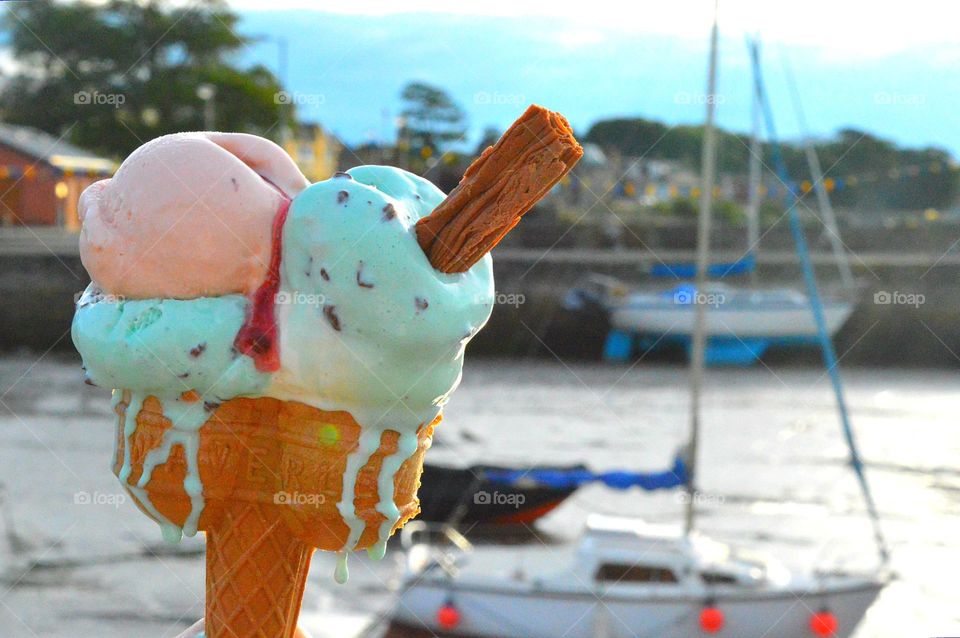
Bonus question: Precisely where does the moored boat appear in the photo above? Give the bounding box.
[417,463,584,526]
[389,516,884,638]
[607,283,856,364]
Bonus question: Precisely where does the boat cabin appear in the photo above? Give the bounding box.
[570,515,772,591]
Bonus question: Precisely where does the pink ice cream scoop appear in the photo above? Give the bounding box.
[79,132,309,299]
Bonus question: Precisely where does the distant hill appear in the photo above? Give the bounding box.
[237,10,959,158]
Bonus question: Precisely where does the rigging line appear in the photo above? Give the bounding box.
[748,36,889,567]
[745,32,763,286]
[778,44,856,290]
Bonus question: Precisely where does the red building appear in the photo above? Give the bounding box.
[0,123,115,231]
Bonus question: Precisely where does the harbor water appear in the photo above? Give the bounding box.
[0,356,957,637]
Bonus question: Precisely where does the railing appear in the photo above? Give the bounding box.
[492,247,960,268]
[0,226,80,255]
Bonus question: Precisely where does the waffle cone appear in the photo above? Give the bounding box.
[113,393,435,638]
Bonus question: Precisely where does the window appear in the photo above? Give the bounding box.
[595,563,679,583]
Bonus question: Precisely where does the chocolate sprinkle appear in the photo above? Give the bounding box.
[356,261,374,289]
[382,203,397,221]
[190,343,207,357]
[204,401,221,412]
[177,372,190,379]
[230,177,239,191]
[337,190,349,204]
[320,268,330,281]
[334,171,352,179]
[323,305,342,331]
[415,297,429,312]
[83,376,98,387]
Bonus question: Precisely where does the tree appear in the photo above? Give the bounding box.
[0,0,290,158]
[585,117,958,211]
[398,82,466,156]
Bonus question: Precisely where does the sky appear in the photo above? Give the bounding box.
[229,0,958,57]
[5,1,951,155]
[231,3,959,157]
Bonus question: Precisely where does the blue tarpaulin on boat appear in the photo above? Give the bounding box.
[482,455,687,491]
[650,253,756,278]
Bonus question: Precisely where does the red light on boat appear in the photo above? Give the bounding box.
[700,605,724,633]
[810,609,838,636]
[437,602,461,629]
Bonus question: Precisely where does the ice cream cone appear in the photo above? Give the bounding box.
[112,392,435,638]
[204,499,312,638]
[76,107,581,638]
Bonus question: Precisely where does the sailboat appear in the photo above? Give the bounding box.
[604,37,857,366]
[387,7,887,637]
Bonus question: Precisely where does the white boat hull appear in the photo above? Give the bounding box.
[394,579,882,638]
[610,288,855,339]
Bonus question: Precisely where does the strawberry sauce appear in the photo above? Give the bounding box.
[233,194,291,372]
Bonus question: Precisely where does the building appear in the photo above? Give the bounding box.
[0,123,116,231]
[282,123,340,182]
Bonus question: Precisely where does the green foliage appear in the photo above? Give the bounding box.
[669,197,697,218]
[585,118,671,159]
[585,118,958,210]
[0,0,289,158]
[759,199,784,225]
[655,197,743,224]
[399,81,467,155]
[714,199,745,225]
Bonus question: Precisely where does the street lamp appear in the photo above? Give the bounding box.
[252,34,290,145]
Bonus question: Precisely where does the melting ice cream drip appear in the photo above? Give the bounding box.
[116,390,142,487]
[137,398,209,538]
[370,430,420,561]
[116,390,210,543]
[334,427,383,584]
[116,390,180,542]
[333,426,422,581]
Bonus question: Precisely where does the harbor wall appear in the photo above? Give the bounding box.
[2,247,958,367]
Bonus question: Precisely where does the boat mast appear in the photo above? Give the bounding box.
[685,0,720,536]
[745,38,762,286]
[780,47,855,290]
